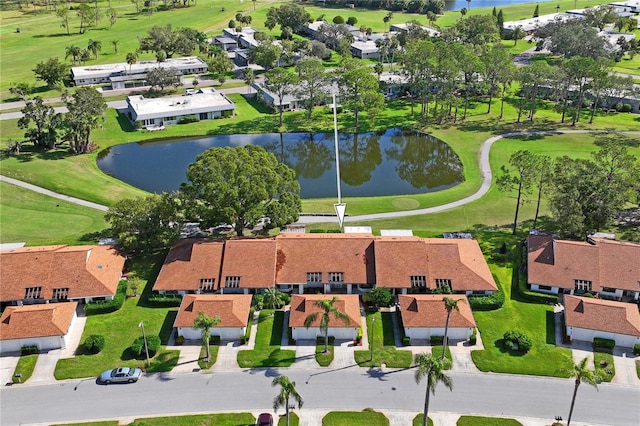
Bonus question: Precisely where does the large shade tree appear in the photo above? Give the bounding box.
[62,87,106,154]
[303,297,350,353]
[565,357,599,425]
[181,145,301,236]
[264,67,299,126]
[272,375,303,426]
[193,311,221,362]
[414,353,453,426]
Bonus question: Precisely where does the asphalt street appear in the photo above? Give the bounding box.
[1,368,638,425]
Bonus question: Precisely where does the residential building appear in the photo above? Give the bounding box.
[350,40,380,59]
[71,56,207,89]
[0,245,125,305]
[398,295,476,341]
[0,302,78,354]
[389,23,440,37]
[564,295,640,347]
[527,235,640,300]
[213,36,238,51]
[288,294,360,340]
[251,81,339,112]
[219,238,277,294]
[125,88,236,129]
[174,294,252,340]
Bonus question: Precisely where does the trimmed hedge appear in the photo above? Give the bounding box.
[503,330,533,353]
[634,343,640,356]
[593,337,615,352]
[84,281,127,315]
[83,334,105,354]
[430,335,444,345]
[131,335,161,358]
[469,328,477,345]
[403,336,411,346]
[146,294,182,307]
[21,345,38,355]
[468,291,505,311]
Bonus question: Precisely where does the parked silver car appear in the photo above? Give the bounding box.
[99,367,142,384]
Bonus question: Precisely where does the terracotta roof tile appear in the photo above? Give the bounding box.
[153,239,224,292]
[288,294,361,328]
[220,238,277,289]
[398,295,475,328]
[0,302,78,340]
[174,294,252,328]
[374,237,429,289]
[0,245,125,301]
[564,295,640,337]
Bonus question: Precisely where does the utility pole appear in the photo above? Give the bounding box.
[139,320,150,368]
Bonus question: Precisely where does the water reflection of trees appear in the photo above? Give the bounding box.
[263,133,290,165]
[288,133,333,179]
[339,132,383,186]
[385,130,463,189]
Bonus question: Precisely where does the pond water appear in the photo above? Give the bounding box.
[97,128,463,199]
[444,0,554,11]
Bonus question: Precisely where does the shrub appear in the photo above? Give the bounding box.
[131,335,161,358]
[347,16,358,26]
[503,330,533,353]
[430,335,444,345]
[253,294,265,310]
[634,343,640,356]
[280,292,291,305]
[593,337,615,351]
[210,335,221,345]
[469,328,477,345]
[333,15,345,24]
[177,116,198,124]
[84,281,127,315]
[146,293,182,307]
[175,335,185,346]
[362,288,393,307]
[403,336,411,346]
[621,103,632,112]
[21,345,38,356]
[468,291,505,311]
[83,335,105,354]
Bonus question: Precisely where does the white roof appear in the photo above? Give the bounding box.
[380,230,414,237]
[351,40,379,54]
[126,88,235,121]
[390,23,440,37]
[344,226,373,234]
[503,13,581,32]
[71,56,207,80]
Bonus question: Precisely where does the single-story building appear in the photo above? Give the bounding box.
[125,88,235,129]
[350,40,380,59]
[0,302,78,354]
[398,295,476,341]
[288,294,361,341]
[527,234,640,300]
[390,23,440,37]
[71,56,207,89]
[0,245,125,305]
[213,36,238,51]
[564,295,640,348]
[252,81,340,113]
[174,294,252,341]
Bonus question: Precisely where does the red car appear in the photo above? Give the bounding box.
[256,413,273,426]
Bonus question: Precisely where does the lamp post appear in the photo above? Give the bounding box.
[369,316,375,361]
[138,321,150,368]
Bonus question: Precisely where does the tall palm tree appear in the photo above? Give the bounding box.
[466,0,472,10]
[441,297,464,359]
[192,311,221,362]
[65,45,82,65]
[414,353,453,426]
[303,297,350,353]
[565,357,599,425]
[126,51,138,74]
[87,39,102,60]
[383,12,393,33]
[272,375,303,426]
[512,26,525,46]
[263,288,286,309]
[111,40,119,54]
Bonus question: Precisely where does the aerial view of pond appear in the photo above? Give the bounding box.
[97,128,463,199]
[444,0,554,11]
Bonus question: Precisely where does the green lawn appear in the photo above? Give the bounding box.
[54,253,179,379]
[278,413,299,426]
[412,414,434,426]
[12,354,38,383]
[197,344,220,370]
[594,351,616,383]
[322,410,389,426]
[316,337,335,367]
[636,360,640,379]
[430,346,452,369]
[52,422,119,426]
[470,242,574,377]
[128,413,256,426]
[354,312,413,368]
[457,416,523,426]
[237,309,296,368]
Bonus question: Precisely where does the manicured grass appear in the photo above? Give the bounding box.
[354,312,412,368]
[197,344,220,370]
[54,253,180,379]
[128,413,256,426]
[412,414,434,426]
[430,346,452,369]
[594,351,616,383]
[12,354,38,383]
[316,337,335,367]
[457,416,523,426]
[470,238,574,378]
[237,309,296,368]
[278,413,299,426]
[322,410,389,426]
[636,360,640,379]
[52,422,118,426]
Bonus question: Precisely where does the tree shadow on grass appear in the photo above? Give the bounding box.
[114,109,137,132]
[159,311,177,345]
[493,339,527,357]
[545,310,556,345]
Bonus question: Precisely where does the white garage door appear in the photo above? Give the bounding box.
[293,327,318,340]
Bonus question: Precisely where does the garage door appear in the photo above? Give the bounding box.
[293,327,318,340]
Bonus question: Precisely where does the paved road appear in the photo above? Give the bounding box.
[0,367,638,426]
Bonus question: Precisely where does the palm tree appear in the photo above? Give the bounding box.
[192,311,221,362]
[65,45,82,65]
[441,297,464,360]
[414,353,453,426]
[565,357,599,425]
[111,40,119,54]
[126,51,138,74]
[243,67,255,94]
[263,288,286,309]
[460,8,467,19]
[303,297,350,353]
[272,375,303,426]
[466,0,472,10]
[87,39,102,60]
[512,26,525,46]
[383,12,393,33]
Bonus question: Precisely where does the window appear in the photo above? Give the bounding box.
[328,272,344,283]
[574,279,592,292]
[538,285,552,291]
[435,279,452,289]
[601,287,616,293]
[225,276,241,288]
[306,272,322,283]
[24,286,42,299]
[52,288,69,300]
[163,116,176,122]
[410,276,426,288]
[199,278,215,292]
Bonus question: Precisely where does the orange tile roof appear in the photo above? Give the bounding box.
[275,234,375,285]
[398,295,476,328]
[0,245,125,301]
[288,294,361,328]
[0,302,78,340]
[153,239,224,292]
[220,238,277,289]
[564,295,640,337]
[374,237,429,289]
[528,236,640,292]
[173,294,252,328]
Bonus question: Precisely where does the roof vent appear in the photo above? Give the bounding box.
[98,265,103,269]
